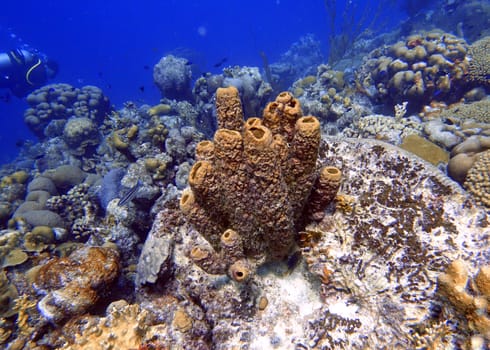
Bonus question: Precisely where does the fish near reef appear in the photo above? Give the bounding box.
[118,180,142,207]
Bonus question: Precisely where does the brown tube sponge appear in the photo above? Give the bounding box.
[216,86,243,131]
[189,161,215,195]
[181,89,341,281]
[220,229,244,261]
[292,116,321,172]
[179,188,224,248]
[262,101,282,135]
[188,161,221,213]
[228,259,253,283]
[262,92,302,141]
[306,166,342,221]
[214,129,243,173]
[271,134,289,172]
[287,116,322,215]
[243,125,274,166]
[245,117,262,128]
[190,246,226,275]
[195,140,215,161]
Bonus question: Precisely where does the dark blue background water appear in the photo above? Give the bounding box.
[0,0,407,164]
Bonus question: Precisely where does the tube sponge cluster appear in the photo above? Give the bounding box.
[180,87,341,282]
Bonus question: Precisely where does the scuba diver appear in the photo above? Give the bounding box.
[0,48,58,98]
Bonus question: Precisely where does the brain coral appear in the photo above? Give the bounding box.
[464,149,490,207]
[468,36,490,87]
[180,87,341,282]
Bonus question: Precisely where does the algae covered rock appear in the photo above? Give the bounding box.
[33,246,120,322]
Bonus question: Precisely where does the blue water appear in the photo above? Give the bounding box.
[0,0,408,164]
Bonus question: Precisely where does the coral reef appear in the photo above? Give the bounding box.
[399,134,449,165]
[290,64,373,135]
[447,135,490,184]
[0,270,18,318]
[267,34,325,91]
[180,87,341,282]
[1,10,489,348]
[62,117,100,155]
[57,300,150,349]
[46,183,99,242]
[439,99,490,123]
[0,171,29,227]
[357,30,471,108]
[24,84,111,140]
[153,55,193,100]
[343,113,423,145]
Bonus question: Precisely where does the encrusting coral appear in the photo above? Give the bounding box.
[467,36,490,87]
[180,87,341,282]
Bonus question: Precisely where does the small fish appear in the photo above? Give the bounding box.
[143,65,150,70]
[286,251,302,274]
[32,153,45,160]
[185,60,193,66]
[97,71,103,78]
[139,86,145,92]
[118,180,142,207]
[213,57,228,68]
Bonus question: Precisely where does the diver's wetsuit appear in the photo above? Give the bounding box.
[0,48,48,97]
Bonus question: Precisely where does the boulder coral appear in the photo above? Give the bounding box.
[180,87,341,282]
[24,84,110,139]
[153,55,193,100]
[463,149,490,208]
[358,31,471,106]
